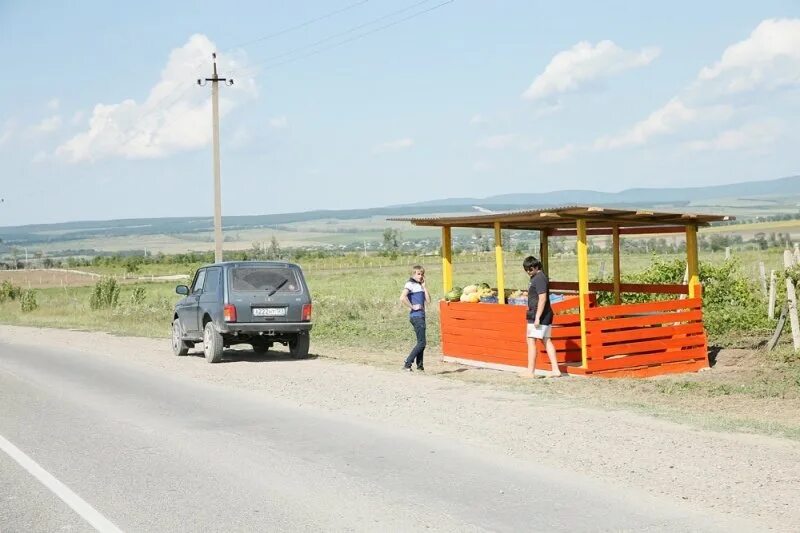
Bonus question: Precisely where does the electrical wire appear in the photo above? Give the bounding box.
[143,1,374,115]
[235,0,434,70]
[228,0,370,49]
[262,0,455,72]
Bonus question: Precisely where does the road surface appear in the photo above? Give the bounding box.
[0,338,766,532]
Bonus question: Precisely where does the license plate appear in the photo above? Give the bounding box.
[253,307,286,317]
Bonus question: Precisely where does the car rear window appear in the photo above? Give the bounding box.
[229,267,301,293]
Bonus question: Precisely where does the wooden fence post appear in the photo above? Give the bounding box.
[784,250,800,350]
[725,247,731,260]
[768,269,777,320]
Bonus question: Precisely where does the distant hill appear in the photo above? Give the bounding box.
[402,175,800,207]
[1,174,799,250]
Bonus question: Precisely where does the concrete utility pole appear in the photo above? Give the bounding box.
[198,53,233,263]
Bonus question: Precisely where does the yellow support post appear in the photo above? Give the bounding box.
[442,226,453,293]
[612,225,621,305]
[576,219,590,368]
[539,230,549,276]
[686,224,699,298]
[494,222,505,305]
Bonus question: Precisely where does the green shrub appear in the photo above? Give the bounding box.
[593,258,769,341]
[129,287,146,306]
[20,290,38,312]
[0,280,21,302]
[90,277,120,310]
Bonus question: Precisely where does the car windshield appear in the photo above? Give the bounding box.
[230,267,300,293]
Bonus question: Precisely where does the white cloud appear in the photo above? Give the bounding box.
[686,119,783,152]
[268,116,288,129]
[46,98,60,111]
[522,40,660,101]
[594,18,800,151]
[228,126,252,149]
[476,134,517,150]
[0,119,14,145]
[374,138,414,153]
[56,34,256,163]
[469,114,487,126]
[475,133,540,151]
[698,18,800,93]
[594,98,732,150]
[538,144,575,163]
[71,111,85,125]
[33,115,62,134]
[472,160,493,172]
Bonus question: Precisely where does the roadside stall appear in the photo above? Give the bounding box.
[391,206,731,378]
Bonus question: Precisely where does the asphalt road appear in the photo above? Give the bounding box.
[0,341,758,532]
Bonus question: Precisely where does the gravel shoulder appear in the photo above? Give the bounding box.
[1,325,798,531]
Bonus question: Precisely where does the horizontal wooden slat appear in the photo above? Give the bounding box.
[442,322,582,341]
[590,359,708,378]
[585,298,702,319]
[586,310,703,332]
[549,281,690,295]
[441,319,524,336]
[443,324,524,340]
[587,322,705,344]
[443,342,527,364]
[585,346,707,372]
[536,351,582,364]
[590,335,706,358]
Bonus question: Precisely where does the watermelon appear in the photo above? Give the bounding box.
[445,287,463,302]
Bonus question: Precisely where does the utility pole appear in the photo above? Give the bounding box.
[197,53,233,263]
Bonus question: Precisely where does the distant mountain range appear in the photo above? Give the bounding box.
[400,174,800,207]
[2,175,800,247]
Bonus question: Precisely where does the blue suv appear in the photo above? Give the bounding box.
[172,261,313,363]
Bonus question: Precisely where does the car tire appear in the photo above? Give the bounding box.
[203,322,224,363]
[172,319,191,356]
[289,333,310,359]
[252,341,271,355]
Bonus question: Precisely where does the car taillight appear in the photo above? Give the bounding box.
[302,304,312,321]
[224,304,237,322]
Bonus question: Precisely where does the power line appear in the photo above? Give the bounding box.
[228,0,370,49]
[237,0,434,70]
[237,0,455,75]
[141,2,374,115]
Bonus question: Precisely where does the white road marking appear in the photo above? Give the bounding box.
[0,433,123,533]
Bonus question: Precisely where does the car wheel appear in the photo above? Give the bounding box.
[289,333,310,359]
[252,341,271,355]
[172,319,190,356]
[203,322,224,363]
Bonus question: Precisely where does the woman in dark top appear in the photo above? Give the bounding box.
[523,256,561,378]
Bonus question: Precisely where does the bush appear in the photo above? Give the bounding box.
[90,277,120,310]
[0,280,22,302]
[20,290,38,312]
[593,258,769,341]
[129,287,146,306]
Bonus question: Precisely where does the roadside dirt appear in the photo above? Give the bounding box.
[1,325,799,531]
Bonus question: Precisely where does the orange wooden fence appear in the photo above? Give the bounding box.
[576,297,708,377]
[440,296,587,372]
[439,292,709,378]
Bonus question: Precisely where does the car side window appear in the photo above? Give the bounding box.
[191,270,206,293]
[203,267,221,294]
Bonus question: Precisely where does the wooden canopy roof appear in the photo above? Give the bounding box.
[389,205,732,231]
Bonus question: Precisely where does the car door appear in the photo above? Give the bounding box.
[199,267,222,323]
[184,269,206,335]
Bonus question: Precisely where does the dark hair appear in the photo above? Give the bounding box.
[523,256,542,272]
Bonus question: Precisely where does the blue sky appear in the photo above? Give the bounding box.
[1,0,799,225]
